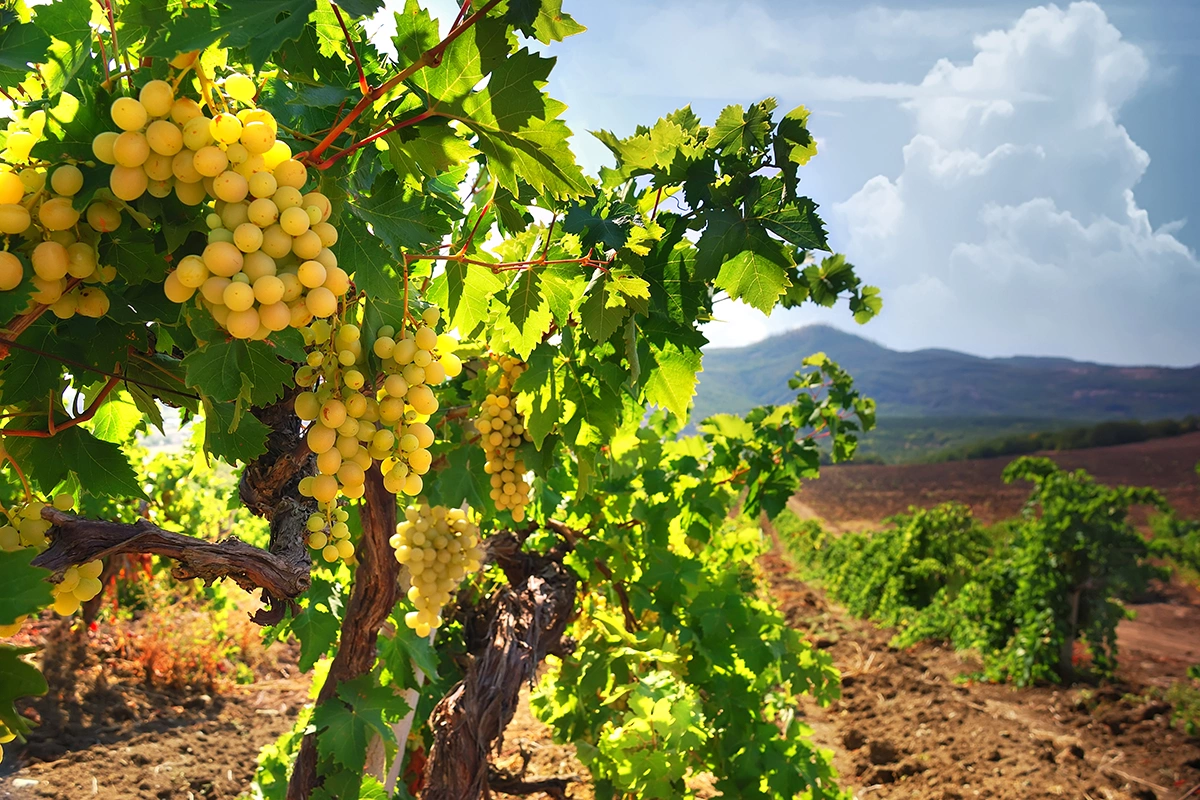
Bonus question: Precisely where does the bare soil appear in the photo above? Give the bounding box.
[799,432,1200,530]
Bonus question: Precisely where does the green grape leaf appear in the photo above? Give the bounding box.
[32,0,93,94]
[426,259,502,336]
[707,100,775,155]
[506,269,544,331]
[335,211,399,303]
[0,644,47,738]
[331,0,385,17]
[145,0,317,69]
[202,400,270,463]
[402,7,508,107]
[0,550,53,627]
[713,247,790,314]
[87,393,143,444]
[182,339,294,407]
[0,322,63,405]
[346,175,446,257]
[6,425,145,499]
[100,228,168,285]
[642,333,702,421]
[774,105,817,200]
[432,445,487,511]
[513,343,561,448]
[0,22,51,90]
[312,676,401,773]
[293,604,340,672]
[579,287,627,343]
[506,0,587,44]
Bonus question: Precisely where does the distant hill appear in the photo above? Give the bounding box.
[694,325,1200,424]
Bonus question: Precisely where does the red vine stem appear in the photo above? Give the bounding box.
[311,109,436,170]
[331,4,370,96]
[2,376,120,438]
[299,0,502,166]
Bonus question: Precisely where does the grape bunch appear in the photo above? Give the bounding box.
[0,159,120,318]
[294,308,462,563]
[474,355,534,522]
[90,74,347,339]
[49,559,105,616]
[390,503,484,638]
[303,503,355,565]
[0,493,104,622]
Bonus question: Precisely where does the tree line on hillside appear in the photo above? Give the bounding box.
[926,416,1200,463]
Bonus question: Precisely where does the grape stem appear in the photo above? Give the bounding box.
[297,0,503,166]
[0,376,120,438]
[331,4,370,96]
[0,337,200,400]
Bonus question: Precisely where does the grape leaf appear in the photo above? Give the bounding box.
[312,676,400,773]
[346,175,447,256]
[0,22,50,89]
[640,319,703,420]
[101,228,168,285]
[513,343,561,448]
[506,0,587,44]
[426,259,502,336]
[0,322,63,405]
[293,582,341,672]
[431,446,487,511]
[0,644,47,738]
[202,400,270,463]
[579,287,627,343]
[87,394,143,444]
[707,100,775,155]
[330,0,384,17]
[31,0,93,94]
[145,0,317,69]
[774,105,817,200]
[506,269,544,331]
[335,211,399,303]
[0,550,53,627]
[6,425,145,499]
[713,248,790,314]
[182,339,294,407]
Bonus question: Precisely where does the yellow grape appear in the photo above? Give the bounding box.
[248,197,279,227]
[223,281,255,312]
[146,119,183,156]
[242,250,276,281]
[0,252,24,290]
[109,165,148,201]
[274,159,307,189]
[163,271,194,303]
[170,97,204,126]
[261,224,292,258]
[305,286,337,317]
[279,206,310,236]
[297,260,326,289]
[233,222,263,253]
[226,307,260,339]
[50,292,78,319]
[113,131,150,167]
[38,197,80,230]
[110,97,148,131]
[91,131,119,164]
[210,113,243,144]
[240,121,275,155]
[174,178,206,206]
[303,192,331,221]
[182,116,213,150]
[66,243,97,278]
[76,287,109,317]
[139,80,175,118]
[0,172,23,204]
[260,300,290,331]
[0,204,30,235]
[143,151,175,181]
[252,275,284,304]
[85,202,122,233]
[50,165,83,196]
[225,73,257,103]
[31,242,68,280]
[171,150,203,183]
[292,230,322,260]
[203,241,244,277]
[193,146,229,178]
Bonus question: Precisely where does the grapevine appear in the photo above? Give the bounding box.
[0,4,887,799]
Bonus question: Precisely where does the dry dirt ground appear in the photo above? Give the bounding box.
[799,432,1200,530]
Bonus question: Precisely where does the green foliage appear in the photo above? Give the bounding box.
[783,459,1168,686]
[0,3,886,797]
[927,416,1200,463]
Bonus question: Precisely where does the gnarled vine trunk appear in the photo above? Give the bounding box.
[421,534,577,800]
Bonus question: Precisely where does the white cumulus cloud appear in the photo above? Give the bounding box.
[833,1,1200,366]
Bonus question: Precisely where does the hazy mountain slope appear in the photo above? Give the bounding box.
[694,325,1200,422]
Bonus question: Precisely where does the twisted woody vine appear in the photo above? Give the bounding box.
[0,1,882,798]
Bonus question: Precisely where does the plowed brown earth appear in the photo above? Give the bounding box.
[799,432,1200,530]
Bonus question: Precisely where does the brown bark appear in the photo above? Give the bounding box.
[286,465,399,800]
[34,509,312,600]
[421,533,577,800]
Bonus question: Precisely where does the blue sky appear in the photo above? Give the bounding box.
[369,1,1200,366]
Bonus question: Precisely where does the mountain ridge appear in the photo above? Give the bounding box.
[693,325,1200,423]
